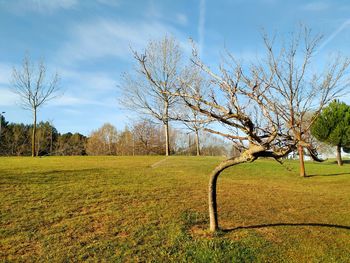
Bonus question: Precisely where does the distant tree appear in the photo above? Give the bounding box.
[178,69,208,156]
[11,55,60,157]
[68,133,87,155]
[0,115,9,154]
[117,127,134,156]
[0,117,88,156]
[120,36,182,156]
[56,132,86,155]
[132,120,162,155]
[86,123,118,155]
[200,132,230,156]
[311,100,350,166]
[5,123,31,156]
[35,121,58,156]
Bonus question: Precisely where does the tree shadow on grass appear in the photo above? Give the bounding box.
[307,172,350,177]
[334,160,350,164]
[324,160,350,165]
[223,222,350,232]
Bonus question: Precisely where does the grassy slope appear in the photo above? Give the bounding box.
[0,156,350,262]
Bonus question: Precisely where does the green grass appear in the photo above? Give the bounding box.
[1,156,350,262]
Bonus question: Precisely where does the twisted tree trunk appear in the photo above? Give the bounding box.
[336,145,343,166]
[208,155,251,232]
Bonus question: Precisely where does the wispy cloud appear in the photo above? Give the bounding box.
[51,95,104,107]
[0,64,17,106]
[0,63,12,85]
[2,0,78,14]
[56,18,190,65]
[49,67,119,108]
[0,88,17,106]
[176,13,188,26]
[198,0,206,56]
[145,2,188,27]
[59,68,117,91]
[302,1,330,12]
[96,0,121,8]
[317,19,350,53]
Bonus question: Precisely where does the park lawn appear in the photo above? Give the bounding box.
[0,156,350,262]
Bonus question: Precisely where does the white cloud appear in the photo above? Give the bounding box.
[51,95,93,106]
[56,18,190,65]
[317,19,350,53]
[2,0,78,13]
[0,63,12,85]
[0,88,17,106]
[59,68,117,91]
[342,92,350,105]
[176,13,188,26]
[62,108,82,115]
[49,69,118,107]
[144,2,188,27]
[96,0,121,7]
[302,2,330,12]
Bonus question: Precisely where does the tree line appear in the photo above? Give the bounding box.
[0,117,229,157]
[0,118,86,156]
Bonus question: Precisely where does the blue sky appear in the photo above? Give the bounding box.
[0,0,350,135]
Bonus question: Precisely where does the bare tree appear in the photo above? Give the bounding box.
[174,28,349,231]
[177,69,208,156]
[120,36,182,156]
[184,108,203,156]
[175,52,295,232]
[86,123,118,155]
[132,119,163,155]
[259,27,350,176]
[12,55,60,157]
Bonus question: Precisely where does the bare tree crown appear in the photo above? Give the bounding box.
[120,36,182,123]
[12,55,60,111]
[176,28,350,160]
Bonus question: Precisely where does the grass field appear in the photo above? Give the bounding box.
[1,156,350,262]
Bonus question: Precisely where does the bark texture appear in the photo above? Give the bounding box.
[164,122,170,156]
[195,129,200,156]
[32,109,37,157]
[298,145,306,177]
[336,145,343,166]
[208,152,257,231]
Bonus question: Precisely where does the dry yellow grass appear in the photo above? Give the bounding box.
[0,156,349,262]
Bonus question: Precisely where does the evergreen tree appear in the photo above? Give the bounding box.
[311,100,350,166]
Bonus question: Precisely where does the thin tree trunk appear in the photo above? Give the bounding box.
[188,133,191,156]
[163,100,170,156]
[164,121,170,156]
[50,127,53,155]
[36,132,40,157]
[336,145,343,166]
[195,129,200,156]
[32,109,37,157]
[132,134,135,156]
[298,145,306,177]
[208,156,249,232]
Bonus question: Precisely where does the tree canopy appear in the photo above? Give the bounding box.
[311,100,350,165]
